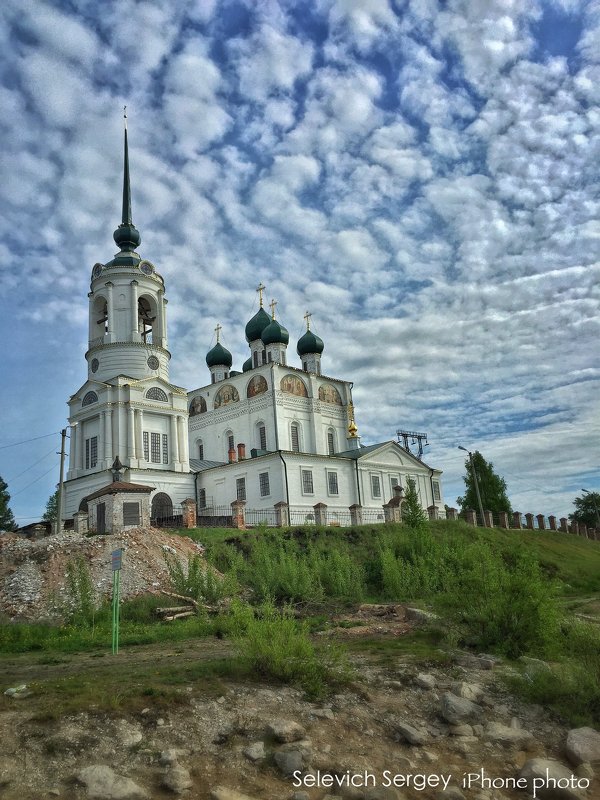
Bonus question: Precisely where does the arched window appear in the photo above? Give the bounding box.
[256,422,267,451]
[138,296,157,344]
[225,430,235,460]
[151,492,173,523]
[326,428,336,455]
[290,422,301,453]
[82,391,98,406]
[197,439,204,460]
[146,387,168,402]
[91,295,108,338]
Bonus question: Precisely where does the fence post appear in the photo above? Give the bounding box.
[313,502,328,526]
[446,507,457,521]
[465,509,477,526]
[349,504,363,526]
[73,510,89,535]
[536,514,546,531]
[570,521,578,535]
[512,511,522,529]
[548,515,557,531]
[498,511,509,529]
[559,517,568,533]
[231,499,246,529]
[525,513,535,530]
[484,510,494,528]
[274,501,289,527]
[427,505,439,521]
[181,498,197,529]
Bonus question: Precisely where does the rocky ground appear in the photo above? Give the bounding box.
[0,528,205,620]
[1,646,598,800]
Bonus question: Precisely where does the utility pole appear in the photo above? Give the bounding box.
[458,446,486,527]
[56,428,67,535]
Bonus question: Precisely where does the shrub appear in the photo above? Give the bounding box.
[164,553,237,604]
[65,557,96,627]
[230,599,349,698]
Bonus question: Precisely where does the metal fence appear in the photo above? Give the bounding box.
[196,505,234,528]
[245,508,278,527]
[152,504,183,529]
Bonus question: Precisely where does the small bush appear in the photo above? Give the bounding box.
[65,557,96,627]
[230,600,350,698]
[165,553,237,604]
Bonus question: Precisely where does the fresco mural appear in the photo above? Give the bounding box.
[189,396,207,416]
[318,383,342,405]
[280,374,308,397]
[247,374,268,398]
[214,385,240,408]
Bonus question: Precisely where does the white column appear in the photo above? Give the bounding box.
[87,292,94,344]
[162,296,168,347]
[130,280,139,339]
[170,414,180,466]
[68,424,75,475]
[77,423,84,471]
[135,409,143,460]
[104,409,112,462]
[98,412,105,468]
[105,282,114,340]
[128,406,135,462]
[177,415,188,466]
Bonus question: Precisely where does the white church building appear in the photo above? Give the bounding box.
[63,127,444,531]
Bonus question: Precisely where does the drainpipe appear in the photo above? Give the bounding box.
[354,458,362,506]
[278,450,290,507]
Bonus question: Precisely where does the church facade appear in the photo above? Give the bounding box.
[63,128,444,529]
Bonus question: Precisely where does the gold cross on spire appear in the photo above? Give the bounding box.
[269,298,277,319]
[214,323,222,343]
[256,282,265,307]
[303,310,312,331]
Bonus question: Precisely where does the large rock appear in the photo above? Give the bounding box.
[274,749,304,776]
[265,719,305,743]
[450,681,484,702]
[440,692,482,725]
[76,765,148,800]
[519,758,587,799]
[484,722,535,749]
[391,719,429,746]
[565,727,600,768]
[162,765,193,794]
[415,673,436,690]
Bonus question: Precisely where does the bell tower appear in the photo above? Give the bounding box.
[86,110,170,384]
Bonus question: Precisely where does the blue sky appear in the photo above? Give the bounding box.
[0,0,598,526]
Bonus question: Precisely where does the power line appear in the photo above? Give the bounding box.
[7,446,58,484]
[11,465,57,498]
[0,432,61,450]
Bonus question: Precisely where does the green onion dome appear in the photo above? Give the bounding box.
[206,341,233,368]
[261,318,289,346]
[297,329,324,356]
[242,357,252,372]
[245,307,271,342]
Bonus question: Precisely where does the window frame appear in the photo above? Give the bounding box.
[327,470,339,496]
[259,471,270,497]
[301,469,314,495]
[371,473,382,499]
[236,477,246,501]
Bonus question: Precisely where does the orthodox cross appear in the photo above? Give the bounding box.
[269,298,277,319]
[256,282,265,307]
[304,310,312,330]
[214,322,222,343]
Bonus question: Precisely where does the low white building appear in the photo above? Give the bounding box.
[63,128,444,531]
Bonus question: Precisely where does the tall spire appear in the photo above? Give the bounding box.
[113,106,141,253]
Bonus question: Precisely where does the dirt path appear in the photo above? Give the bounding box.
[0,637,234,686]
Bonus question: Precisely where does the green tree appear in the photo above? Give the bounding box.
[569,491,600,530]
[42,489,58,523]
[0,476,17,532]
[402,477,428,530]
[457,451,511,515]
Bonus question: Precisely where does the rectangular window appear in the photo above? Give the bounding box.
[259,472,270,497]
[143,431,149,462]
[391,476,400,493]
[198,488,207,508]
[291,424,300,452]
[433,480,441,502]
[85,436,98,469]
[253,351,259,367]
[371,474,382,499]
[150,432,161,463]
[327,431,335,455]
[198,442,204,460]
[228,434,235,452]
[236,477,246,501]
[162,434,168,464]
[327,471,339,495]
[123,502,140,526]
[261,350,266,364]
[259,425,267,451]
[302,469,314,494]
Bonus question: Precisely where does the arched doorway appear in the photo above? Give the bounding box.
[151,492,173,526]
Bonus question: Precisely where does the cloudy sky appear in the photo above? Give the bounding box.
[0,0,598,526]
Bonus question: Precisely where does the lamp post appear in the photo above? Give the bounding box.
[458,446,486,527]
[581,489,600,528]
